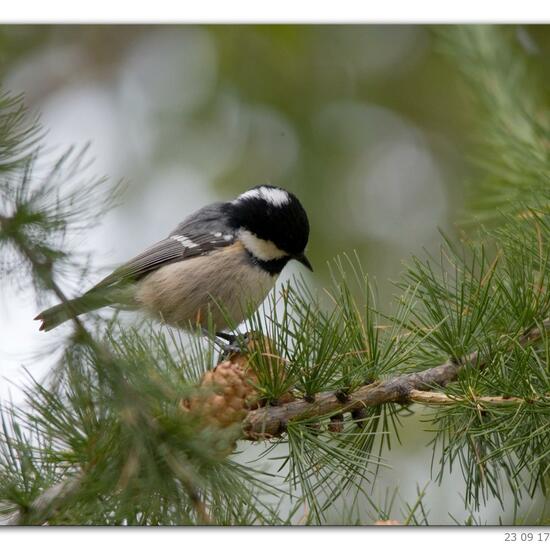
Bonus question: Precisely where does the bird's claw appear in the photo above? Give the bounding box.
[215,331,251,360]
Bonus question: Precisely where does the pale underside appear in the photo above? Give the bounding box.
[134,242,276,330]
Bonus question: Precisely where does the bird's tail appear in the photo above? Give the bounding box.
[34,293,110,332]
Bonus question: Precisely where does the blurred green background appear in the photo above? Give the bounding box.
[1,24,549,523]
[0,25,477,293]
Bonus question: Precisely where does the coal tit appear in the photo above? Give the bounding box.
[35,185,312,333]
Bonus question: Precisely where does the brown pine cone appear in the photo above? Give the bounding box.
[179,359,254,458]
[181,332,289,427]
[182,358,259,428]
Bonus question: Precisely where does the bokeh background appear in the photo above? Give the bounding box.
[1,25,549,524]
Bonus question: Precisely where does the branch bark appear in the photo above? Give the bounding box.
[242,319,550,440]
[409,389,526,406]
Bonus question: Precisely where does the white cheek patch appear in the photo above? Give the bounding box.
[235,186,290,207]
[170,235,198,248]
[238,229,287,261]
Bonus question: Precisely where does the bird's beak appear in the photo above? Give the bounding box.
[295,253,313,272]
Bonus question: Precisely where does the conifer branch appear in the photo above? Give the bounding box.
[242,319,550,440]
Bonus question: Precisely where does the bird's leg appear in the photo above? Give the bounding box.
[199,329,249,358]
[215,331,250,358]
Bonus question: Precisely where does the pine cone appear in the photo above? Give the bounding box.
[181,332,287,428]
[184,358,260,428]
[181,332,294,460]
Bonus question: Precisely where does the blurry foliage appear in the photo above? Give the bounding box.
[4,25,548,289]
[0,25,484,293]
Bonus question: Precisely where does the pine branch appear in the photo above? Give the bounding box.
[242,318,550,440]
[6,318,547,524]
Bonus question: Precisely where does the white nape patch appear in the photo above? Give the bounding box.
[234,186,290,207]
[170,234,198,248]
[238,229,287,262]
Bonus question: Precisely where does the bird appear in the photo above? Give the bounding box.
[34,185,312,337]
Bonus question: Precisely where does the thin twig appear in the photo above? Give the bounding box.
[408,389,528,406]
[7,474,82,525]
[160,446,212,525]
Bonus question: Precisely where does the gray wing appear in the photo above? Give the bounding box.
[90,202,235,290]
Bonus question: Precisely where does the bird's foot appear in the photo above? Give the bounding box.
[215,331,250,359]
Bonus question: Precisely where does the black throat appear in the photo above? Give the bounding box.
[245,250,290,276]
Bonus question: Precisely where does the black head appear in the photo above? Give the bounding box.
[226,185,312,271]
